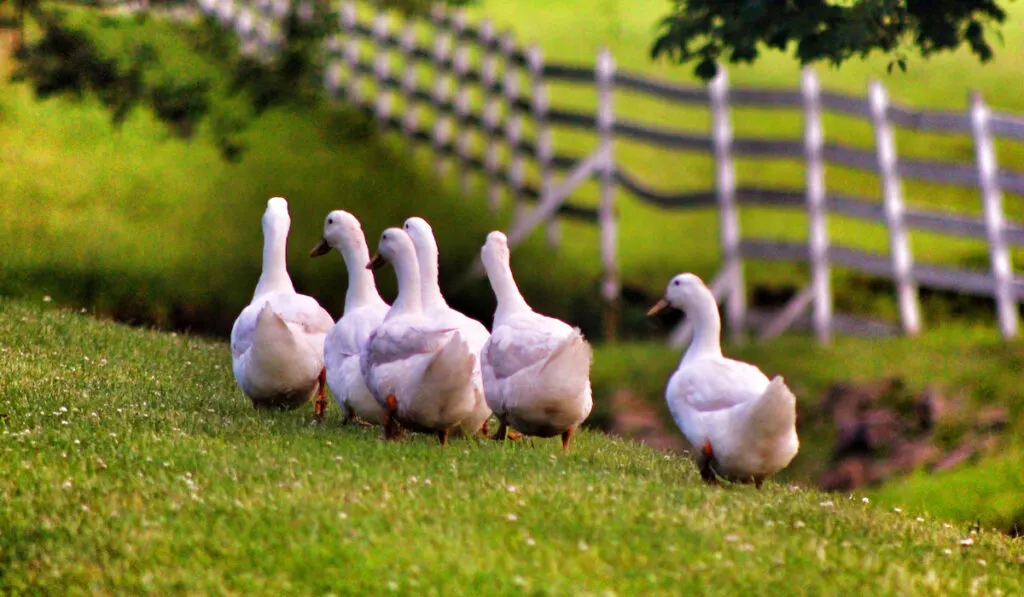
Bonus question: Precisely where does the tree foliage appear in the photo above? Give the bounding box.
[650,0,1010,81]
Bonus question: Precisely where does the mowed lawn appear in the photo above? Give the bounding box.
[2,297,1024,595]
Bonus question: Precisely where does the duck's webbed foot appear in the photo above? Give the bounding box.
[560,427,575,453]
[699,441,719,486]
[382,395,400,440]
[314,367,328,419]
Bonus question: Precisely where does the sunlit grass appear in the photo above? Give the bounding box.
[2,297,1023,594]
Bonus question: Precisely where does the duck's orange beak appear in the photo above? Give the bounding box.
[367,252,386,270]
[647,298,670,317]
[310,238,331,257]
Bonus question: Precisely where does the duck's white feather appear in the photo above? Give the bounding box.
[657,272,799,482]
[230,198,333,410]
[479,231,592,439]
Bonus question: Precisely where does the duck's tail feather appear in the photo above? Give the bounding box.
[745,375,797,439]
[536,328,593,401]
[421,332,475,395]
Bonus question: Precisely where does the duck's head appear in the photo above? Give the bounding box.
[310,209,365,257]
[480,230,511,268]
[647,272,709,317]
[402,216,437,252]
[262,196,290,238]
[367,227,415,270]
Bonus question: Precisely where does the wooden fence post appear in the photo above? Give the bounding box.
[430,4,453,176]
[502,33,525,222]
[399,21,420,155]
[709,66,744,343]
[596,48,619,342]
[372,13,393,126]
[869,79,921,336]
[323,35,342,97]
[528,45,559,248]
[971,91,1019,339]
[451,11,473,195]
[340,1,362,106]
[801,67,833,344]
[479,21,503,211]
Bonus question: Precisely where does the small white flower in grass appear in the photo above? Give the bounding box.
[408,475,418,484]
[338,512,348,520]
[739,543,755,552]
[506,485,518,493]
[977,559,987,567]
[819,500,834,508]
[81,504,90,512]
[893,507,902,513]
[724,534,739,543]
[916,517,924,522]
[943,523,952,528]
[74,439,80,445]
[525,536,536,547]
[861,497,870,504]
[423,479,431,487]
[506,513,518,522]
[794,521,805,528]
[512,576,526,587]
[62,479,73,490]
[334,456,344,462]
[960,537,974,547]
[577,540,589,552]
[943,548,953,556]
[386,581,398,592]
[43,296,51,302]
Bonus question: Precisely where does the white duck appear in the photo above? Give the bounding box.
[479,231,593,451]
[402,216,492,436]
[360,228,478,445]
[310,210,390,426]
[230,197,335,416]
[648,273,799,487]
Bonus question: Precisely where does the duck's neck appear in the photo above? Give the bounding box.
[682,288,723,364]
[340,242,386,312]
[484,256,531,322]
[254,225,295,298]
[389,251,423,316]
[416,238,447,311]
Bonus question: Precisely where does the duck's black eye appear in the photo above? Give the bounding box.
[382,233,388,240]
[673,280,681,286]
[327,218,333,225]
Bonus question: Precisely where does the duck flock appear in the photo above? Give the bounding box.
[230,197,800,486]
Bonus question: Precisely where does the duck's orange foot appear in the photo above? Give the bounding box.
[382,395,400,440]
[699,441,718,485]
[314,367,328,419]
[561,428,575,453]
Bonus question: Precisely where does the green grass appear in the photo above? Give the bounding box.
[3,297,1024,595]
[590,328,1024,530]
[0,7,602,337]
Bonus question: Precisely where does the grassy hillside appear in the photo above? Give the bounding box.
[2,297,1023,595]
[0,8,601,337]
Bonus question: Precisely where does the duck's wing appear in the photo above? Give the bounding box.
[230,302,263,358]
[485,314,571,380]
[331,305,389,357]
[363,323,458,370]
[669,358,770,413]
[272,293,335,336]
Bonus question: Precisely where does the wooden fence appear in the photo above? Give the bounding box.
[197,0,1024,346]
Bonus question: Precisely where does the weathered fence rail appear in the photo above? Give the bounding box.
[198,0,1024,345]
